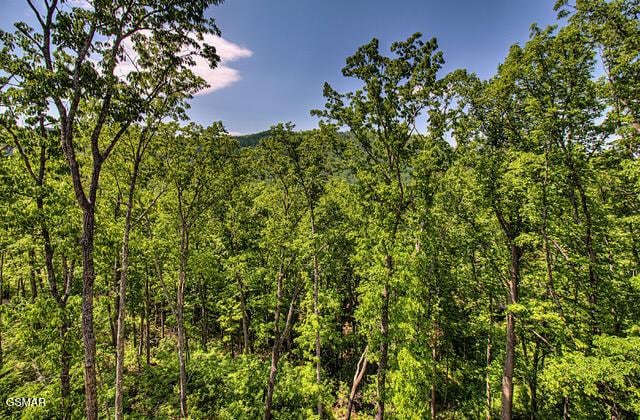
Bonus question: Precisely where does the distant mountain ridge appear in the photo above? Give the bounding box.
[233,130,272,147]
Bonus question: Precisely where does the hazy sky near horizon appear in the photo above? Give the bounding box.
[0,0,560,135]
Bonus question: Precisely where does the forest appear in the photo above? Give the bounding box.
[0,0,639,419]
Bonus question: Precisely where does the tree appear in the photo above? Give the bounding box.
[155,123,236,418]
[314,32,444,419]
[0,1,223,417]
[260,124,334,417]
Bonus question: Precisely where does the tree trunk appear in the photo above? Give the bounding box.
[138,310,144,359]
[60,313,72,420]
[264,258,299,420]
[559,145,599,333]
[29,248,38,301]
[431,320,438,420]
[265,339,280,420]
[542,147,562,313]
[81,208,99,420]
[177,225,189,419]
[376,254,392,420]
[501,243,521,420]
[237,273,251,354]
[145,273,151,365]
[115,156,140,419]
[200,278,208,352]
[486,332,492,420]
[347,346,368,420]
[310,208,323,418]
[176,255,188,419]
[529,342,540,420]
[264,260,285,420]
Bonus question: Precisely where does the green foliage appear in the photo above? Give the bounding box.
[1,1,639,419]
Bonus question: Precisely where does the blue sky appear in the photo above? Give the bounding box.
[0,0,560,135]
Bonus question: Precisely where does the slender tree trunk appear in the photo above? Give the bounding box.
[486,332,492,420]
[559,146,599,333]
[200,278,208,352]
[431,319,438,420]
[115,155,140,419]
[37,180,73,419]
[237,273,251,354]
[265,339,280,420]
[310,208,323,418]
[60,313,71,420]
[376,254,392,420]
[265,260,285,420]
[145,273,151,365]
[542,148,562,314]
[347,346,368,420]
[529,342,540,420]
[501,243,521,420]
[265,258,299,420]
[29,248,38,301]
[138,310,144,359]
[110,256,119,348]
[177,229,189,419]
[81,207,99,420]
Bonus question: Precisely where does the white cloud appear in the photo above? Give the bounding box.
[190,34,253,95]
[65,0,92,9]
[113,32,253,96]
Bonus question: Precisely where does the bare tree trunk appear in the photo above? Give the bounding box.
[264,259,299,420]
[200,278,208,352]
[501,243,521,420]
[177,230,189,419]
[431,320,438,420]
[376,254,392,420]
[81,207,99,420]
[161,308,165,339]
[237,273,251,354]
[265,260,285,420]
[145,273,151,365]
[529,342,540,420]
[486,333,492,420]
[29,248,38,301]
[558,143,598,333]
[310,208,323,418]
[346,345,368,420]
[138,310,144,359]
[115,154,141,419]
[265,339,280,420]
[60,312,72,420]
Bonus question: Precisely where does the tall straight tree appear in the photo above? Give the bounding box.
[157,123,236,418]
[314,33,444,419]
[458,46,541,419]
[112,104,181,420]
[261,124,333,417]
[0,1,223,417]
[257,129,307,420]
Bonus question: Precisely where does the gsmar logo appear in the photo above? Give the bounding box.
[5,397,46,407]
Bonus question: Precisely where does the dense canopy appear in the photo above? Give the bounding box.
[0,0,639,419]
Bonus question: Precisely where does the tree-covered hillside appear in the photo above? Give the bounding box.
[235,130,273,147]
[0,1,639,419]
